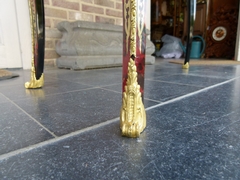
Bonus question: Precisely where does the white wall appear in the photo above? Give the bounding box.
[0,0,22,68]
[0,0,31,69]
[146,0,151,30]
[15,0,32,69]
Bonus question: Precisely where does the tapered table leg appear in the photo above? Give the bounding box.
[25,0,45,89]
[183,0,196,69]
[120,0,147,138]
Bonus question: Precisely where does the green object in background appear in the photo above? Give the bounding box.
[179,35,206,59]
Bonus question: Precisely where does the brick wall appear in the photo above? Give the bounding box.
[44,0,123,65]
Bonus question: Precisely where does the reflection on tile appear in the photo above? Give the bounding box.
[1,97,240,179]
[145,78,240,131]
[0,102,54,155]
[46,67,122,87]
[145,61,206,78]
[72,73,121,87]
[153,74,227,87]
[0,93,8,104]
[13,88,122,136]
[1,59,240,179]
[143,99,160,107]
[0,69,30,87]
[187,65,240,79]
[144,80,202,102]
[0,79,92,101]
[101,84,161,108]
[101,83,122,94]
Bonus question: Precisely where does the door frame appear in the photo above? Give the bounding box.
[0,0,31,69]
[235,2,240,61]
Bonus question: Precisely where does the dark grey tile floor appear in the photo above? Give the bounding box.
[1,58,240,179]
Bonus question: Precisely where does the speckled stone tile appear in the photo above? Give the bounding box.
[13,88,122,136]
[100,83,122,93]
[153,59,240,79]
[0,102,54,155]
[101,84,161,108]
[0,93,8,104]
[0,78,92,101]
[1,80,240,179]
[145,79,240,131]
[187,65,240,79]
[144,79,202,102]
[145,65,204,78]
[152,74,228,87]
[101,79,203,103]
[70,72,121,87]
[0,69,35,87]
[46,67,122,87]
[1,60,240,179]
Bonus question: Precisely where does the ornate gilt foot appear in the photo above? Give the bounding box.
[182,62,190,69]
[25,63,44,89]
[120,59,146,138]
[25,73,44,89]
[121,0,147,137]
[25,74,44,89]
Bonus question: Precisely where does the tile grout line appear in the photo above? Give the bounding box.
[99,87,162,103]
[178,73,230,79]
[46,75,121,88]
[146,76,240,111]
[146,79,205,88]
[15,87,103,101]
[99,87,122,94]
[0,76,239,161]
[99,83,121,88]
[0,117,119,161]
[144,98,162,103]
[43,87,99,97]
[1,94,57,138]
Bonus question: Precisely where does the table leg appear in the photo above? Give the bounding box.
[120,0,147,138]
[183,0,196,69]
[25,0,45,89]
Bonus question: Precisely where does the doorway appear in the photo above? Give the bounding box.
[0,0,31,69]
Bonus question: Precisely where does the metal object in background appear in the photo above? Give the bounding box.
[183,0,196,69]
[25,0,45,89]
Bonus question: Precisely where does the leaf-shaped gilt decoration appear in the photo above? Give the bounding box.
[120,59,146,138]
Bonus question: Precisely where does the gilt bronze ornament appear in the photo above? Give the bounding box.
[25,0,45,89]
[120,59,146,137]
[120,0,147,138]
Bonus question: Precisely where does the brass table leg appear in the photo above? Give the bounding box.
[183,0,196,69]
[120,0,147,138]
[25,0,45,89]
